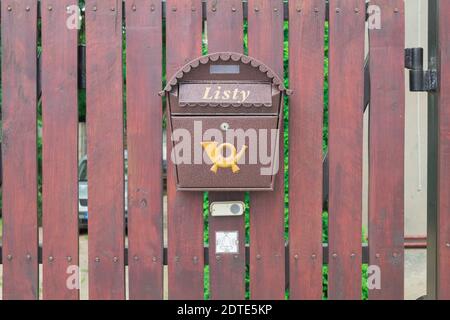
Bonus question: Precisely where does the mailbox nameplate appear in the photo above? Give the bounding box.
[179,82,272,106]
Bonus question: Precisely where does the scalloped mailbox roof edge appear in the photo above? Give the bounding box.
[160,52,292,96]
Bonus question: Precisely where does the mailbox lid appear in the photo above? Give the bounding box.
[163,52,289,115]
[171,116,280,191]
[163,53,287,90]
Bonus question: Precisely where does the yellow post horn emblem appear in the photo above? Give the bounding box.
[201,141,248,174]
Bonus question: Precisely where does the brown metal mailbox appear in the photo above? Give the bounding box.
[161,52,290,191]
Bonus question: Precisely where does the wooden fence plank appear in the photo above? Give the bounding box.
[436,0,450,300]
[41,0,79,300]
[368,0,405,300]
[207,0,246,300]
[248,0,285,300]
[288,0,325,300]
[328,0,365,300]
[1,0,39,300]
[166,0,204,300]
[85,0,125,299]
[207,0,243,51]
[125,0,164,300]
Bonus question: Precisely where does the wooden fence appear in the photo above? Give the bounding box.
[0,0,449,300]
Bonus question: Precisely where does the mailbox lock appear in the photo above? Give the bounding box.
[220,122,230,131]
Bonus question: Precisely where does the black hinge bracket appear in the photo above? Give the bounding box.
[405,48,438,92]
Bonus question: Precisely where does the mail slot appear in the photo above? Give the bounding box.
[161,52,290,191]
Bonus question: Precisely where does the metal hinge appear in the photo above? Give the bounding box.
[405,48,438,92]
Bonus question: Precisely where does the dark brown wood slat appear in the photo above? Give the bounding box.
[125,0,164,300]
[207,0,246,300]
[1,0,39,300]
[208,192,246,300]
[207,0,243,51]
[166,0,204,300]
[85,0,125,299]
[368,0,405,300]
[328,0,365,300]
[436,0,450,300]
[248,0,285,300]
[288,0,325,300]
[41,0,79,300]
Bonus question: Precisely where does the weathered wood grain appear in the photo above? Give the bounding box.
[207,0,246,300]
[125,0,164,300]
[328,0,365,300]
[288,0,325,300]
[1,0,39,300]
[41,0,79,300]
[166,0,204,300]
[85,0,125,299]
[368,0,405,300]
[248,0,285,300]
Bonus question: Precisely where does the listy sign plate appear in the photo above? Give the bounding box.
[179,83,272,106]
[215,231,239,254]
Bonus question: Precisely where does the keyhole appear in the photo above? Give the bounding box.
[220,122,230,131]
